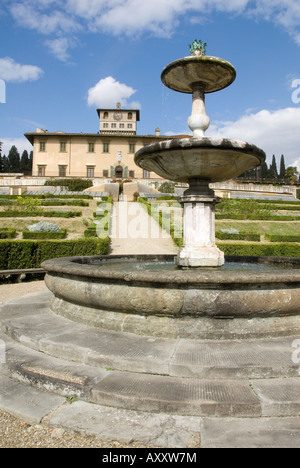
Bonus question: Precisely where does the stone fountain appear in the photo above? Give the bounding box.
[43,42,300,340]
[135,40,265,267]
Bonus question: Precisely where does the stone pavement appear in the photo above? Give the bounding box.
[0,288,300,448]
[110,201,178,255]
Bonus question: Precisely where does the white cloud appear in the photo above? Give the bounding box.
[87,76,140,109]
[0,57,43,82]
[209,107,300,168]
[1,138,33,157]
[44,37,75,62]
[6,0,300,59]
[10,2,79,35]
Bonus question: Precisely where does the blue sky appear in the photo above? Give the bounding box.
[1,0,300,169]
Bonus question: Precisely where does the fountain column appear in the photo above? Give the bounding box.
[177,179,224,268]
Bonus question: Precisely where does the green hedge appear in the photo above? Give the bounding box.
[265,234,300,243]
[215,213,300,221]
[216,231,261,242]
[22,229,67,240]
[0,210,82,218]
[218,243,300,257]
[0,238,110,270]
[0,228,17,239]
[44,179,93,191]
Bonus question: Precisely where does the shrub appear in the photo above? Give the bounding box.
[265,234,300,243]
[44,179,93,191]
[216,231,261,242]
[27,221,62,232]
[0,238,110,270]
[23,230,67,240]
[0,228,17,239]
[218,243,300,257]
[0,210,82,218]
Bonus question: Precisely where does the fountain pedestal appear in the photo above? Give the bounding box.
[177,179,224,267]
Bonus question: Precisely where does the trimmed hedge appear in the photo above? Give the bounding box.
[0,238,110,270]
[23,229,67,240]
[215,213,300,221]
[216,231,261,242]
[0,210,82,218]
[218,242,300,257]
[265,234,300,243]
[44,179,93,191]
[0,228,17,239]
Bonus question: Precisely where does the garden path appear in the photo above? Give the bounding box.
[110,202,178,255]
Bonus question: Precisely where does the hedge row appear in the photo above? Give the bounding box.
[216,231,261,242]
[0,210,82,218]
[215,213,300,221]
[44,179,93,191]
[0,238,110,270]
[265,234,300,243]
[22,229,67,240]
[218,243,300,257]
[0,228,17,239]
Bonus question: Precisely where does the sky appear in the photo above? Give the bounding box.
[0,0,300,169]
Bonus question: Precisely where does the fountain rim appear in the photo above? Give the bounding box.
[134,137,266,166]
[161,55,237,94]
[42,255,300,286]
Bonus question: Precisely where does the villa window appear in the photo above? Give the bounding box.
[39,142,46,152]
[88,143,95,153]
[38,166,46,177]
[60,142,67,152]
[87,166,95,178]
[103,143,109,153]
[58,165,67,177]
[129,143,135,153]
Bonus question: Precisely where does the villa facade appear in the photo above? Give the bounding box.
[25,104,174,180]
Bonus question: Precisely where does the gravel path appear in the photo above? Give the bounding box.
[0,281,47,303]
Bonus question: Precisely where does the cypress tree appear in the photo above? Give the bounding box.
[280,155,286,180]
[269,155,278,180]
[7,145,20,173]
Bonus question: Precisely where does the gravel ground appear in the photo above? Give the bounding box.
[0,280,47,303]
[0,410,146,448]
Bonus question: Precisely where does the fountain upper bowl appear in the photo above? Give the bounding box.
[134,137,266,184]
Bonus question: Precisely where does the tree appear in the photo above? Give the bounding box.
[279,155,286,180]
[7,145,20,173]
[20,150,32,174]
[269,155,278,179]
[1,155,9,172]
[285,167,299,184]
[260,160,269,179]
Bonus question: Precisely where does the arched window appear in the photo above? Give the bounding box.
[103,112,108,119]
[128,112,133,120]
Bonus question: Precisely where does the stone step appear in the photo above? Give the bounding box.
[0,332,110,400]
[2,370,300,447]
[1,299,299,380]
[2,330,300,418]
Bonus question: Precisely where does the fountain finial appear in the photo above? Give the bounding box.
[189,39,207,57]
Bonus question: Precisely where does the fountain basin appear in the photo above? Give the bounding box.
[134,138,266,184]
[161,55,236,94]
[43,255,300,340]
